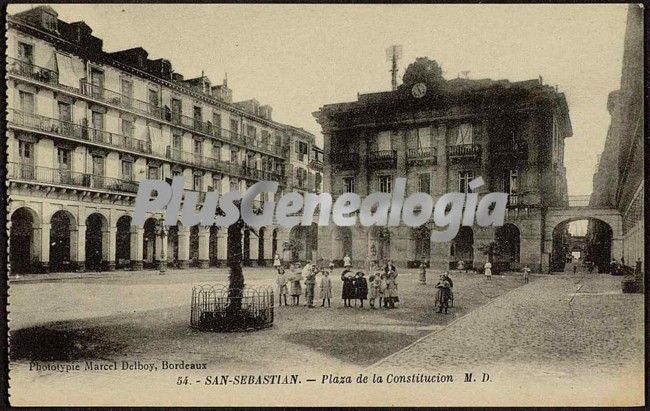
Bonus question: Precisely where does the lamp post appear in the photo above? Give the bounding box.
[157,217,167,275]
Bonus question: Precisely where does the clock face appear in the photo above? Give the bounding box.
[412,82,427,98]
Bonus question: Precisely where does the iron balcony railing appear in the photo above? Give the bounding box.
[368,150,398,168]
[446,144,482,164]
[407,147,438,164]
[308,158,324,171]
[492,140,528,159]
[9,58,288,159]
[7,162,139,193]
[8,109,152,154]
[7,57,59,87]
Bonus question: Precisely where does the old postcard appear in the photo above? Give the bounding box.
[5,3,644,407]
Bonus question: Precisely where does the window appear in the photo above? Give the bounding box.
[193,174,202,191]
[148,89,159,108]
[459,171,474,193]
[121,119,134,138]
[91,111,104,131]
[212,175,222,194]
[171,98,182,122]
[343,177,355,193]
[504,169,519,194]
[377,131,392,151]
[418,173,431,194]
[455,123,473,145]
[212,143,221,161]
[90,68,104,89]
[121,160,133,181]
[230,179,239,193]
[247,125,257,138]
[19,141,33,162]
[17,42,34,64]
[295,140,308,161]
[57,148,70,169]
[58,102,72,122]
[172,169,182,178]
[417,127,431,148]
[230,119,239,135]
[92,156,105,176]
[42,12,58,31]
[379,175,392,193]
[231,149,239,163]
[193,139,202,156]
[212,112,221,128]
[172,133,182,150]
[193,106,202,121]
[148,166,159,179]
[121,78,133,104]
[19,91,34,114]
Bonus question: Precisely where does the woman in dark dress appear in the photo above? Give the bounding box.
[434,275,452,314]
[355,271,368,308]
[341,269,356,307]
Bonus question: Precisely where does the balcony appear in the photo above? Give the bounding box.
[8,109,151,154]
[7,57,59,87]
[308,157,323,171]
[7,162,139,194]
[331,152,360,171]
[9,60,288,160]
[492,140,528,161]
[446,144,482,164]
[407,147,438,166]
[368,150,397,169]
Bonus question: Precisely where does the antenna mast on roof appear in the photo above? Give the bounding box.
[386,45,403,91]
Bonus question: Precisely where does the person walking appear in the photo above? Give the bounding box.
[418,260,427,285]
[484,260,492,280]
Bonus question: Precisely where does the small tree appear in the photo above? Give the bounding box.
[402,57,446,92]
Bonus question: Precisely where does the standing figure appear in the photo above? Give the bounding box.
[304,265,317,308]
[343,254,352,269]
[484,261,492,280]
[289,264,302,306]
[457,259,464,272]
[364,255,374,276]
[341,269,356,307]
[276,268,288,306]
[319,268,332,307]
[368,273,381,309]
[355,271,368,308]
[418,260,427,285]
[379,273,388,308]
[384,260,397,276]
[273,253,282,271]
[522,264,531,284]
[385,269,399,308]
[434,275,452,314]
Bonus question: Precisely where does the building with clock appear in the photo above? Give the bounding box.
[314,57,573,271]
[7,6,321,274]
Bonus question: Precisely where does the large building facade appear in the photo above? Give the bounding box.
[7,6,318,274]
[589,5,643,281]
[314,58,573,271]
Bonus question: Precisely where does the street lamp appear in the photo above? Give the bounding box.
[157,217,167,275]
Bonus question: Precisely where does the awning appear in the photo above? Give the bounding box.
[55,52,79,89]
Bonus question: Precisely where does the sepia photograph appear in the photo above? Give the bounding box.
[4,2,645,407]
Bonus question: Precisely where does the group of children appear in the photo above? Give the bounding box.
[275,259,400,309]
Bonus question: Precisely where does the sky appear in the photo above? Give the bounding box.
[8,4,629,196]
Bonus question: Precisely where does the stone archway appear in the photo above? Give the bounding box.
[115,215,132,269]
[451,226,474,270]
[551,217,614,273]
[495,223,521,269]
[10,207,40,274]
[50,210,77,272]
[85,212,109,271]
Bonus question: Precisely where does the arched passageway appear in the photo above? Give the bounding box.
[50,210,76,272]
[10,207,38,274]
[552,218,613,273]
[495,223,521,269]
[85,213,108,271]
[450,226,473,269]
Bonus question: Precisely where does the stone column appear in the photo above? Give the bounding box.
[249,232,259,266]
[198,227,210,268]
[39,222,51,273]
[216,230,228,266]
[75,224,86,272]
[435,122,448,194]
[611,237,623,262]
[107,227,117,271]
[177,226,190,269]
[130,227,144,271]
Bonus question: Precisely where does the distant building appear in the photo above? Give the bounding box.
[589,5,643,280]
[314,57,572,270]
[7,6,319,273]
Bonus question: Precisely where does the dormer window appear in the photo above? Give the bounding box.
[42,11,58,32]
